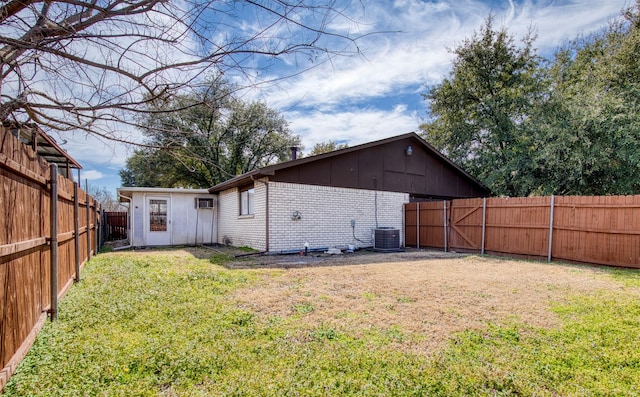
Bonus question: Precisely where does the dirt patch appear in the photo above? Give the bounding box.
[231,252,625,355]
[226,248,467,268]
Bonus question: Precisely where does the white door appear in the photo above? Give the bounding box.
[146,196,171,245]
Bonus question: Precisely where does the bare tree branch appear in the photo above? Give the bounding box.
[1,0,367,140]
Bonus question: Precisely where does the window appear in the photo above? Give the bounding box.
[240,187,255,216]
[149,199,168,231]
[196,198,214,209]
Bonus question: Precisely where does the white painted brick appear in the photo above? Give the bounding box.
[217,180,408,252]
[268,182,407,252]
[216,181,267,251]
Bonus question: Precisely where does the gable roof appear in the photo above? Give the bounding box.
[208,132,490,197]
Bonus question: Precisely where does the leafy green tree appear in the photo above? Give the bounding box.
[119,148,190,187]
[308,140,349,156]
[421,5,640,197]
[530,2,640,195]
[120,79,301,188]
[420,16,544,196]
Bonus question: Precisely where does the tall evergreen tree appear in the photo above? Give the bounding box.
[420,16,544,196]
[532,2,640,195]
[423,3,640,196]
[120,78,301,188]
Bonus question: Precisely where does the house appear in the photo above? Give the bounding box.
[208,132,489,253]
[117,187,217,247]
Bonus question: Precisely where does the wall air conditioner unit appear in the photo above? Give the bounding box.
[195,198,215,209]
[373,227,401,252]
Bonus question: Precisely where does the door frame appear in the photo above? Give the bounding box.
[145,195,172,246]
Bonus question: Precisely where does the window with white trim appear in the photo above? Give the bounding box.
[240,187,255,215]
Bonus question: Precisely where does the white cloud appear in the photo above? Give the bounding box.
[256,0,628,114]
[250,0,628,150]
[29,0,628,191]
[51,128,139,167]
[287,105,421,152]
[82,170,105,180]
[497,0,628,49]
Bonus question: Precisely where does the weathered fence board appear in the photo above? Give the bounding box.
[1,126,99,391]
[406,195,640,268]
[404,201,446,249]
[105,212,128,240]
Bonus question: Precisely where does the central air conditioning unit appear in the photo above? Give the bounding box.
[373,227,401,252]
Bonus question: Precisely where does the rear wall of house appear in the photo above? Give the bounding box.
[217,182,267,251]
[268,182,408,252]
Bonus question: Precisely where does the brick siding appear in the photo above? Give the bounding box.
[217,181,267,251]
[217,180,408,252]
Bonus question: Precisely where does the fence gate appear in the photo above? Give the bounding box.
[104,212,128,240]
[447,198,484,251]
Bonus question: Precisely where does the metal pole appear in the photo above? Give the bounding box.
[443,200,448,252]
[548,195,555,262]
[481,197,487,255]
[416,202,420,249]
[86,179,91,260]
[49,164,58,321]
[74,182,80,282]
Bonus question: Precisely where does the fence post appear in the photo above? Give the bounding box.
[96,206,102,253]
[481,197,487,256]
[443,200,448,252]
[49,164,58,321]
[86,180,91,260]
[548,195,555,262]
[416,202,420,249]
[74,182,80,283]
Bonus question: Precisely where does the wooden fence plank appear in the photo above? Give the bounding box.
[104,212,128,240]
[0,238,47,257]
[1,126,98,390]
[0,154,48,186]
[406,194,640,268]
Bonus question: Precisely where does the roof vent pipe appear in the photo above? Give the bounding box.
[290,146,298,160]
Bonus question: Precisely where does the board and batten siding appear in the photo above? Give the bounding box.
[127,191,216,246]
[171,194,216,245]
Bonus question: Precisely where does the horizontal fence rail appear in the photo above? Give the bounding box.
[405,195,640,269]
[1,127,100,391]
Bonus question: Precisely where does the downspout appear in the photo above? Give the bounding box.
[212,195,218,245]
[251,176,269,252]
[114,192,133,251]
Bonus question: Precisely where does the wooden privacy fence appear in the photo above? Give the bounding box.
[405,195,640,269]
[104,211,127,240]
[0,128,100,390]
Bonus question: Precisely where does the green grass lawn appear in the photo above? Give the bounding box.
[3,250,640,396]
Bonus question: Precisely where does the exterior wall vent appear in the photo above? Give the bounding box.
[373,227,401,251]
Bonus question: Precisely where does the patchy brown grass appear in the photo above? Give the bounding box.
[231,252,623,355]
[110,246,626,354]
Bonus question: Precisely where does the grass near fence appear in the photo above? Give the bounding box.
[3,251,640,396]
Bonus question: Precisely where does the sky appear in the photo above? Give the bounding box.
[53,0,630,196]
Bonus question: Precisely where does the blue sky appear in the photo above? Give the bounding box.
[57,0,630,196]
